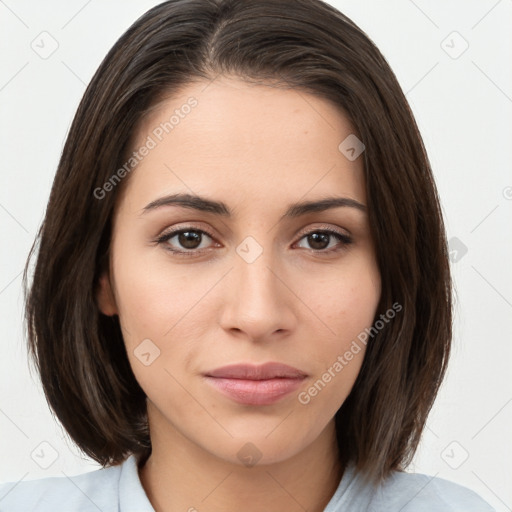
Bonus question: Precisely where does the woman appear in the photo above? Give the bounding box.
[0,0,494,510]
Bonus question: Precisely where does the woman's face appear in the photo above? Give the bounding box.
[98,77,381,466]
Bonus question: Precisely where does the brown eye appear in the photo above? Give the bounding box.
[177,231,203,249]
[296,229,352,252]
[156,228,216,254]
[306,232,330,250]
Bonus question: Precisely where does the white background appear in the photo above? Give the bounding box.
[0,1,511,510]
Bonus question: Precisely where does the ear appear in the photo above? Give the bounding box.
[96,271,118,316]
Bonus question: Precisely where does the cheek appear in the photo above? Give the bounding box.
[110,245,219,389]
[111,247,205,341]
[308,256,380,346]
[298,256,380,402]
[296,286,375,419]
[112,260,201,399]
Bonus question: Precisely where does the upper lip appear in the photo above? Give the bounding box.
[205,362,307,380]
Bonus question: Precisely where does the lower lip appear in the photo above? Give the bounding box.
[204,376,305,405]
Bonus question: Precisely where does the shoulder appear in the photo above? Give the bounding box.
[0,460,123,511]
[371,470,496,512]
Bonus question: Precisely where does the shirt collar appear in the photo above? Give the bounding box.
[118,454,155,512]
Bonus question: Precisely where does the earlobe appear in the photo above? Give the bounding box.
[96,272,118,316]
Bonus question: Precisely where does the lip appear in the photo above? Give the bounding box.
[205,362,307,380]
[204,362,307,406]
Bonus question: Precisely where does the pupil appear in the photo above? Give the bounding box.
[309,232,329,250]
[179,231,201,249]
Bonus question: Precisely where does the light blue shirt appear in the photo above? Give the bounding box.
[0,454,495,511]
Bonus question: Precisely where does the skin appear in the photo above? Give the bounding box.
[97,76,381,512]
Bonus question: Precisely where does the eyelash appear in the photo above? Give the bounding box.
[154,225,353,258]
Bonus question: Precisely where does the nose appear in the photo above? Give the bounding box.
[218,245,297,342]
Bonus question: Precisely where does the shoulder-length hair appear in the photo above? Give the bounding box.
[24,0,451,484]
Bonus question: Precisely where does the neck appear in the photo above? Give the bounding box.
[139,409,343,512]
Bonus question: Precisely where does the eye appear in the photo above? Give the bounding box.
[155,225,352,257]
[155,227,217,256]
[295,228,352,253]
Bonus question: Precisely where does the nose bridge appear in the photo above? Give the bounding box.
[237,247,278,302]
[220,235,295,338]
[235,238,282,311]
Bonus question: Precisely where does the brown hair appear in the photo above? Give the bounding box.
[24,0,452,484]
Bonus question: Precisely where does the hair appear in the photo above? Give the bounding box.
[23,0,452,485]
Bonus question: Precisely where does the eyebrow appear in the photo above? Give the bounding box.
[141,193,366,219]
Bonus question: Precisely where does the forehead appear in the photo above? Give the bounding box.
[122,77,366,211]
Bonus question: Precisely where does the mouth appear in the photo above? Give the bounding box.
[203,362,307,406]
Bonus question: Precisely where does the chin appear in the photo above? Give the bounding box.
[205,428,316,468]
